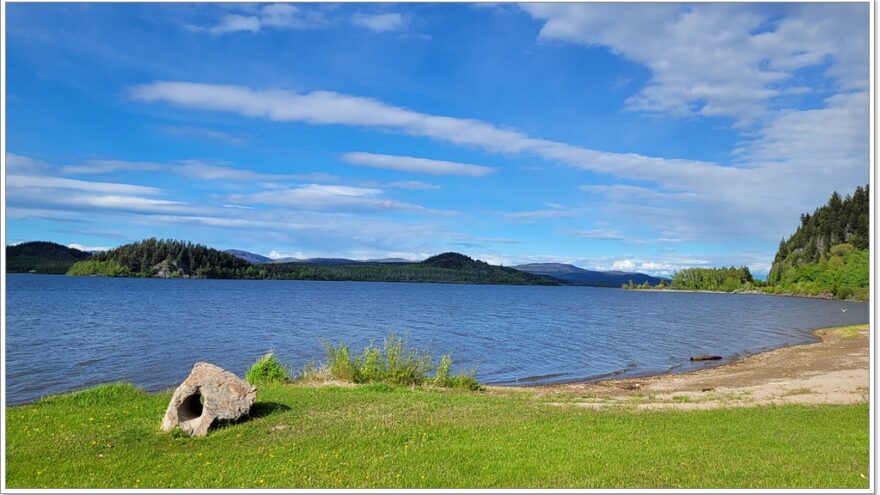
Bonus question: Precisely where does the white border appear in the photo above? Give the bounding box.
[0,0,875,494]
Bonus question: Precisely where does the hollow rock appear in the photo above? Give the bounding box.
[161,362,256,436]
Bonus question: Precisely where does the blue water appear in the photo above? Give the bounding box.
[4,274,869,404]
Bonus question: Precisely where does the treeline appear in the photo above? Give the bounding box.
[6,242,91,274]
[623,186,869,300]
[623,266,759,292]
[69,238,250,278]
[250,261,558,285]
[671,266,757,291]
[766,185,869,300]
[65,240,559,285]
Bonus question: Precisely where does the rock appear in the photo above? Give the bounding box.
[161,362,256,436]
[690,355,723,361]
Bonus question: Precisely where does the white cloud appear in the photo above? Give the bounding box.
[6,153,50,173]
[68,243,110,252]
[387,180,440,190]
[61,158,300,182]
[7,174,163,196]
[60,160,165,175]
[229,184,431,213]
[522,3,868,124]
[351,12,407,33]
[342,152,495,177]
[500,208,576,222]
[195,4,325,35]
[210,14,261,34]
[569,229,627,241]
[129,77,868,243]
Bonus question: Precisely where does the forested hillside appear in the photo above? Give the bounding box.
[65,240,559,284]
[6,242,92,274]
[766,185,869,300]
[68,238,250,277]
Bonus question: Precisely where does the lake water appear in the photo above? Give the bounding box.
[5,274,869,404]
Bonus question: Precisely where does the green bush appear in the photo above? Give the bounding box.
[245,352,288,384]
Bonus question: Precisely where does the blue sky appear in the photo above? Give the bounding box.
[4,3,869,276]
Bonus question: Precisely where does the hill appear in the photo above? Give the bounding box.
[766,185,869,300]
[65,240,558,285]
[224,249,272,264]
[6,241,92,274]
[514,263,668,287]
[261,253,559,285]
[69,238,250,278]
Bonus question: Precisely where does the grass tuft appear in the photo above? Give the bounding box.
[246,352,288,384]
[318,332,478,389]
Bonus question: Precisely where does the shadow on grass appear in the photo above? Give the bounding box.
[209,402,291,433]
[247,401,292,419]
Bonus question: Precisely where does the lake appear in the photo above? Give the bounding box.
[4,274,869,404]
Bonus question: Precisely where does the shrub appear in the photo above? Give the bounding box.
[323,341,359,382]
[245,352,288,384]
[318,332,478,389]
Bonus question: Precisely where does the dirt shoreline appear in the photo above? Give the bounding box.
[493,324,870,410]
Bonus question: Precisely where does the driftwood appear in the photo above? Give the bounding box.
[690,355,723,361]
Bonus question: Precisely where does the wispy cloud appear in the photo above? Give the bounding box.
[158,126,245,145]
[499,208,576,222]
[8,174,163,196]
[387,180,441,190]
[191,4,326,35]
[228,184,433,213]
[6,153,50,174]
[351,12,407,33]
[129,79,867,242]
[342,152,495,177]
[60,158,299,182]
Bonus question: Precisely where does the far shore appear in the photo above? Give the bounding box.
[507,324,870,410]
[625,286,866,302]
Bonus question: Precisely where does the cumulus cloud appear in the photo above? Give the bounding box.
[351,12,407,33]
[342,152,495,177]
[522,3,867,124]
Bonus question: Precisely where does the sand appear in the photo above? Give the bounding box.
[509,324,870,410]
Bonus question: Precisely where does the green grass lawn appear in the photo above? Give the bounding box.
[5,382,869,489]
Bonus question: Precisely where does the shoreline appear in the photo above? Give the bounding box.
[625,286,866,302]
[506,324,870,410]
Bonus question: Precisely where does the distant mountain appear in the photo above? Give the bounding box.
[366,257,414,263]
[514,263,667,287]
[225,249,273,264]
[7,241,92,274]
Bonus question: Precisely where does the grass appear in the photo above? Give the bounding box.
[5,382,869,489]
[245,352,288,384]
[829,325,865,339]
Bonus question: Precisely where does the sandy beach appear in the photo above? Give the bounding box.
[514,324,870,410]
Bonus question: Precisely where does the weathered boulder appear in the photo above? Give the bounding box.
[161,362,256,436]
